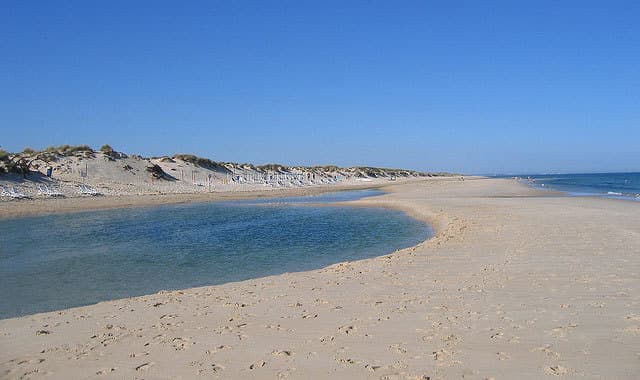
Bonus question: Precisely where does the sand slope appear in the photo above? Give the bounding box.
[1,178,639,379]
[1,149,436,202]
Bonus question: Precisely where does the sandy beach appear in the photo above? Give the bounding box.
[1,177,639,379]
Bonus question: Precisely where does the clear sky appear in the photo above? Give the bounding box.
[1,1,639,174]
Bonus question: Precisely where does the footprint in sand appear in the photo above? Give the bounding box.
[338,325,356,335]
[277,368,296,378]
[421,334,434,342]
[544,365,569,376]
[128,351,150,358]
[171,337,193,350]
[335,357,356,365]
[96,367,116,375]
[249,360,267,370]
[14,358,46,366]
[364,363,384,372]
[135,362,154,371]
[442,334,462,346]
[391,360,408,370]
[206,345,231,355]
[320,335,335,344]
[531,345,560,358]
[432,349,457,366]
[389,344,407,354]
[193,361,225,375]
[622,325,640,335]
[272,349,294,357]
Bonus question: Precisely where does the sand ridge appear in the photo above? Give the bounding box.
[1,178,639,379]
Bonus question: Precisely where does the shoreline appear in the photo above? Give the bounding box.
[0,178,452,322]
[0,176,480,220]
[509,175,640,202]
[0,188,433,320]
[0,180,398,220]
[1,177,639,379]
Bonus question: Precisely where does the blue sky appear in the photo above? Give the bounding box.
[1,1,639,174]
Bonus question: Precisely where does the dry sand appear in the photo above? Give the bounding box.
[1,178,639,379]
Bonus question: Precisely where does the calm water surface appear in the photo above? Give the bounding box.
[0,190,431,319]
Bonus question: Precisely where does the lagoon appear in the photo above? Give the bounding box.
[0,190,431,319]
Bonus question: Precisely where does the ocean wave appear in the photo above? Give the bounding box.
[511,173,640,201]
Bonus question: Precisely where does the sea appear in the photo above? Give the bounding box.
[499,172,640,201]
[0,189,432,319]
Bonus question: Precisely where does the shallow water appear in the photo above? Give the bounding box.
[497,172,640,201]
[0,190,431,319]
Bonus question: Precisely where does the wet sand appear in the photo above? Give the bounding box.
[1,178,639,379]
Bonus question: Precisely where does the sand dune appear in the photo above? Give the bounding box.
[1,178,639,379]
[0,147,442,203]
